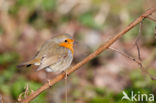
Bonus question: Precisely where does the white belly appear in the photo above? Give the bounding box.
[45,50,73,73]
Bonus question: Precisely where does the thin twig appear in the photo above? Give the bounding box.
[65,72,68,103]
[20,7,156,103]
[0,95,3,103]
[147,16,156,22]
[154,26,156,39]
[109,47,142,66]
[135,22,143,61]
[109,47,155,80]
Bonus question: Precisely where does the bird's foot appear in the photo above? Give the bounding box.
[47,80,51,87]
[64,71,68,80]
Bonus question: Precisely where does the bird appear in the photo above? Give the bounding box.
[18,34,74,73]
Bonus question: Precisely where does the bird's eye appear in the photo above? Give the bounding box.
[64,40,68,42]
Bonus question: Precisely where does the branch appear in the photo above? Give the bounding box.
[20,7,156,103]
[147,16,156,22]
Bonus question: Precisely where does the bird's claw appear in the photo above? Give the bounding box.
[64,71,68,80]
[48,80,51,87]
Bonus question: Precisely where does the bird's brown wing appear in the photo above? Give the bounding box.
[36,45,69,71]
[36,55,60,71]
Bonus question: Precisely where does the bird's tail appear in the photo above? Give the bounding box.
[17,58,41,68]
[17,62,32,68]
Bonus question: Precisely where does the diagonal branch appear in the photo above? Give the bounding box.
[20,7,156,103]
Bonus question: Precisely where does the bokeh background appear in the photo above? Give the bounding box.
[0,0,156,103]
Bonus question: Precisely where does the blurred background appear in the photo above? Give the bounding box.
[0,0,156,103]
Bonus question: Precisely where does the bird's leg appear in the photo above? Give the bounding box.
[45,71,52,87]
[64,71,68,103]
[64,71,68,80]
[48,80,51,87]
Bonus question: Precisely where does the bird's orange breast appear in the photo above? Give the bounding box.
[59,39,74,55]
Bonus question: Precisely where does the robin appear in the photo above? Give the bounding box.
[18,34,74,74]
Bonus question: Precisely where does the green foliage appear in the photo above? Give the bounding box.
[0,66,16,81]
[143,20,156,40]
[0,25,3,34]
[130,69,156,88]
[87,69,156,103]
[9,0,37,14]
[122,25,139,41]
[28,82,47,103]
[41,0,56,11]
[0,65,17,90]
[78,12,101,29]
[128,0,144,15]
[10,77,47,103]
[9,0,56,15]
[0,84,10,95]
[11,77,27,99]
[94,88,105,96]
[90,97,110,103]
[0,52,18,64]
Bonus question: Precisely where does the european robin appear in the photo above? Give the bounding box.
[18,34,74,73]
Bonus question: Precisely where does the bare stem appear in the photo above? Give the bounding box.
[147,16,156,22]
[135,22,143,61]
[109,47,156,80]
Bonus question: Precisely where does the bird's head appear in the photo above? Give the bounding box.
[53,34,74,54]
